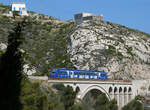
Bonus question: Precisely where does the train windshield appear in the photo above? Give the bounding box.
[51,69,56,74]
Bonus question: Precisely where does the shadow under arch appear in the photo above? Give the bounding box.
[114,87,118,93]
[124,87,127,93]
[119,87,123,93]
[109,86,113,94]
[75,86,80,93]
[128,87,132,93]
[79,85,111,100]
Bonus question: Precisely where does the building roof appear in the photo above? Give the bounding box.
[12,2,25,4]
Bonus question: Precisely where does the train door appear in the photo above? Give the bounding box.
[77,73,79,78]
[70,71,74,78]
[94,72,97,79]
[88,72,91,79]
[91,72,95,79]
[80,72,84,79]
[85,72,89,79]
[74,72,77,78]
[67,71,70,78]
[98,73,101,79]
[91,72,94,79]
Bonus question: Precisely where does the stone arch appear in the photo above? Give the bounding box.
[128,87,132,101]
[80,85,110,100]
[109,87,113,94]
[128,87,132,93]
[75,86,80,93]
[114,87,118,93]
[124,87,127,93]
[109,86,113,99]
[119,87,123,93]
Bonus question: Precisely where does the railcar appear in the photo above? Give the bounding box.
[49,68,107,80]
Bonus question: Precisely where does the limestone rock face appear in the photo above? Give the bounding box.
[23,64,36,76]
[68,21,150,80]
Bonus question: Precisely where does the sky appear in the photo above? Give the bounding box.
[0,0,150,34]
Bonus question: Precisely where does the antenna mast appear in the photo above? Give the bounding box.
[40,4,42,14]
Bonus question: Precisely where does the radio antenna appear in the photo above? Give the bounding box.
[40,4,42,14]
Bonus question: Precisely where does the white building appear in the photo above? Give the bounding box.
[11,2,28,16]
[74,12,103,24]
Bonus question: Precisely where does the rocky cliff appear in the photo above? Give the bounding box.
[68,21,150,80]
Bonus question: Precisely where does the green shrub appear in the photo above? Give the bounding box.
[122,96,143,110]
[126,46,135,57]
[53,84,76,110]
[69,104,83,110]
[93,93,118,110]
[122,99,143,110]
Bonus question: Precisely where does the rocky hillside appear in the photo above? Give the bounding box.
[0,4,150,79]
[0,4,75,75]
[68,21,150,80]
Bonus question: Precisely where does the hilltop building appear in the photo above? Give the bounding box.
[74,12,103,24]
[11,2,28,16]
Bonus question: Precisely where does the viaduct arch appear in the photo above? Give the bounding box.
[75,84,132,109]
[78,85,110,100]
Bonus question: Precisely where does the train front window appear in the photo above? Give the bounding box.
[51,72,55,75]
[51,69,56,75]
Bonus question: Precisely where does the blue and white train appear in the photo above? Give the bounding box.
[49,68,108,80]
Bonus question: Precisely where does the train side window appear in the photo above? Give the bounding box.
[98,73,100,76]
[69,71,74,75]
[60,71,67,75]
[74,72,77,75]
[67,71,69,75]
[69,71,71,75]
[101,74,105,77]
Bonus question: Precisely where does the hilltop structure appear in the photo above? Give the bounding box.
[11,2,28,16]
[74,12,103,24]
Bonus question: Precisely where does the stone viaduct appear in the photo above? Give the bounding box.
[28,76,149,109]
[47,79,149,109]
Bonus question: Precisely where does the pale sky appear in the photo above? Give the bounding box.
[1,0,150,34]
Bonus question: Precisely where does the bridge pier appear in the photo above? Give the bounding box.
[119,93,122,109]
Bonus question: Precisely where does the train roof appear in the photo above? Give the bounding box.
[55,68,107,74]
